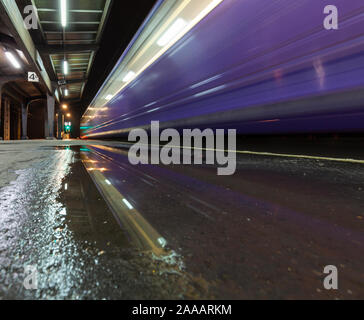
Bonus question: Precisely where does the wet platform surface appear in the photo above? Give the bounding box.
[0,140,363,299]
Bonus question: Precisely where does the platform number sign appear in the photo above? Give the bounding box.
[28,72,39,82]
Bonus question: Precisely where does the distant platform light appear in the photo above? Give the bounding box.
[64,89,69,96]
[157,18,187,47]
[105,94,114,101]
[122,71,136,83]
[60,0,67,27]
[5,51,21,69]
[62,104,68,110]
[66,113,71,117]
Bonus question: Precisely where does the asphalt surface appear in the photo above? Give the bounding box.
[0,139,363,299]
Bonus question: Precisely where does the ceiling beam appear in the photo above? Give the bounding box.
[1,86,26,103]
[38,44,100,54]
[66,78,88,85]
[36,9,103,14]
[96,0,112,43]
[0,0,54,96]
[63,98,82,104]
[40,21,100,25]
[52,78,87,87]
[31,81,43,95]
[0,75,25,85]
[9,81,30,98]
[0,32,18,49]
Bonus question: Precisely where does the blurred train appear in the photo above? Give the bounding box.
[80,0,364,139]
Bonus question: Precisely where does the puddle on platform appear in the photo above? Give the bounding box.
[53,146,213,300]
[3,143,363,299]
[0,145,213,300]
[57,150,131,251]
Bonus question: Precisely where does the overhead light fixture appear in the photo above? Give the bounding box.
[62,104,68,110]
[60,0,67,27]
[122,71,136,83]
[16,50,26,61]
[64,88,69,96]
[157,18,188,47]
[66,113,71,117]
[105,94,113,101]
[63,60,68,75]
[5,51,21,69]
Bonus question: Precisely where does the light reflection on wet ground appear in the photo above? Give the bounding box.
[0,141,363,299]
[0,145,210,300]
[82,144,364,300]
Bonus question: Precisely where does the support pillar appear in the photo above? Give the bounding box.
[17,106,21,140]
[4,98,10,141]
[0,84,2,140]
[21,102,29,140]
[44,106,48,139]
[46,93,55,139]
[57,111,63,139]
[62,114,65,139]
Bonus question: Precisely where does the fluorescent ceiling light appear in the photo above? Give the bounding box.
[16,49,26,61]
[64,89,69,96]
[122,71,136,83]
[5,51,21,69]
[60,0,67,27]
[63,60,68,75]
[157,18,188,47]
[105,94,113,101]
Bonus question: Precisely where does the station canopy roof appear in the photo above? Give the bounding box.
[28,0,112,101]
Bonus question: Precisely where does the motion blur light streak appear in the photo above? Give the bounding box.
[157,18,187,47]
[2,0,364,302]
[81,0,226,116]
[87,167,108,172]
[122,71,136,83]
[122,199,134,210]
[81,0,364,138]
[81,148,169,256]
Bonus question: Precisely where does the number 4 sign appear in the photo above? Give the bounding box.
[28,72,39,82]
